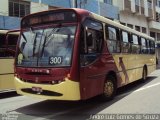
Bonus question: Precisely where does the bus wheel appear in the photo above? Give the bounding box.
[142,67,147,82]
[101,76,116,101]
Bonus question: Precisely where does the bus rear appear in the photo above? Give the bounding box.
[15,9,82,100]
[0,30,19,92]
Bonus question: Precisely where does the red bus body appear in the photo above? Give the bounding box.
[14,8,156,100]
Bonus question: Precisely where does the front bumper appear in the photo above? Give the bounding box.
[15,77,81,100]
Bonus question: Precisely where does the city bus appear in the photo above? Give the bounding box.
[0,30,19,93]
[14,8,156,101]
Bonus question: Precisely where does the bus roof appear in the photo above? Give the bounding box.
[21,8,154,41]
[0,30,8,34]
[89,12,154,41]
[7,30,20,35]
[0,29,20,35]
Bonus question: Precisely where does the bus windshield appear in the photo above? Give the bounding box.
[16,25,76,67]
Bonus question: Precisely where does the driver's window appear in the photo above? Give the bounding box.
[80,18,103,66]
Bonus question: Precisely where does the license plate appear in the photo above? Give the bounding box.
[32,87,43,93]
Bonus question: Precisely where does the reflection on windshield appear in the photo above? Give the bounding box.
[17,26,76,67]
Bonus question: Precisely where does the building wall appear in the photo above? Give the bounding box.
[77,0,99,14]
[31,2,49,13]
[120,11,149,34]
[0,16,20,29]
[0,0,9,16]
[77,0,119,19]
[99,2,119,19]
[0,0,20,29]
[31,0,119,20]
[113,0,123,11]
[31,0,72,8]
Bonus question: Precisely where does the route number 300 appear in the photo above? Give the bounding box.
[49,56,63,65]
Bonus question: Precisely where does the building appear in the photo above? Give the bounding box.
[1,0,160,59]
[0,0,30,29]
[76,0,119,19]
[0,0,119,30]
[31,0,119,20]
[113,0,160,58]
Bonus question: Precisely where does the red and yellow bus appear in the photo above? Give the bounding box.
[14,8,156,100]
[0,30,19,93]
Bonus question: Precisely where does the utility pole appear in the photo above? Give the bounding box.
[73,0,78,8]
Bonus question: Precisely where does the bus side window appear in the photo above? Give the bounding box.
[150,41,155,54]
[7,34,19,57]
[80,19,103,66]
[86,29,103,53]
[106,26,120,53]
[131,34,140,54]
[121,31,130,53]
[146,40,150,54]
[141,37,147,54]
[0,34,6,57]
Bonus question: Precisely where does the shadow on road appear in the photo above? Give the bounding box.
[0,91,19,99]
[15,76,157,120]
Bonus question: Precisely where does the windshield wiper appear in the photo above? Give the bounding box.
[32,33,37,57]
[40,28,58,57]
[21,32,27,42]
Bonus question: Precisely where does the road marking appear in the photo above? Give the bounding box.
[134,82,160,93]
[117,82,160,99]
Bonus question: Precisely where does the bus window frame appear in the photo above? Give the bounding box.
[146,39,149,54]
[0,33,8,58]
[141,37,148,54]
[82,18,104,54]
[121,30,131,53]
[80,17,104,66]
[0,31,19,58]
[131,34,141,54]
[149,40,155,54]
[105,24,121,53]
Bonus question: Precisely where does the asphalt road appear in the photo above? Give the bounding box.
[1,67,160,120]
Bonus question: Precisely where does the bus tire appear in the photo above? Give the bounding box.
[101,75,117,101]
[141,67,147,82]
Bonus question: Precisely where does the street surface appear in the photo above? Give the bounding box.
[1,66,160,120]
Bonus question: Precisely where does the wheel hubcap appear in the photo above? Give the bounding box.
[104,80,114,97]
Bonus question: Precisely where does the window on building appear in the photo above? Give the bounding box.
[135,26,140,32]
[156,12,160,22]
[135,0,140,6]
[127,24,133,29]
[104,0,113,5]
[121,22,126,26]
[157,33,160,41]
[150,32,156,38]
[147,0,152,9]
[142,27,147,34]
[9,0,30,17]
